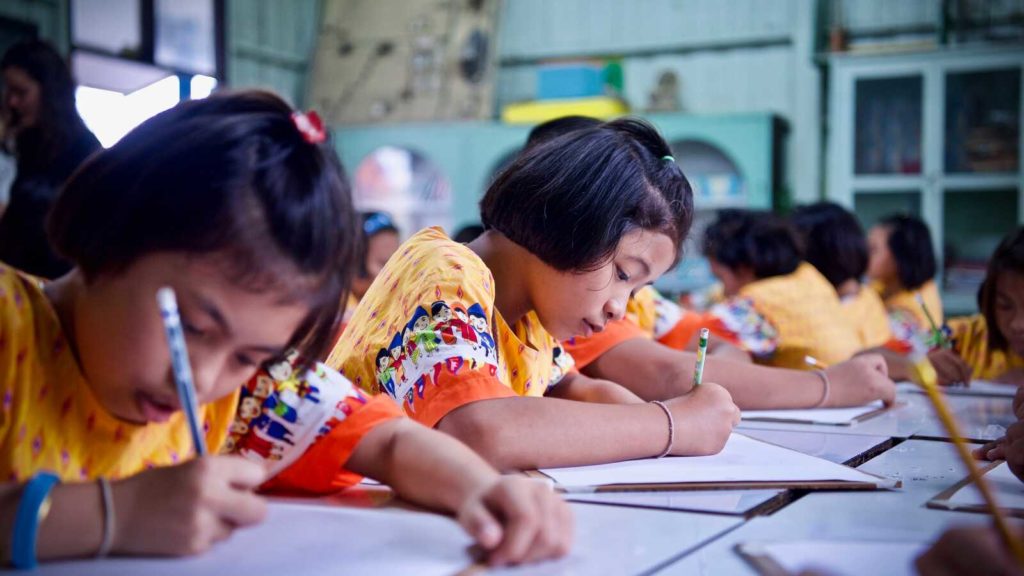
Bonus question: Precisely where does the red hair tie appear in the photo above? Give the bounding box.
[291,110,326,144]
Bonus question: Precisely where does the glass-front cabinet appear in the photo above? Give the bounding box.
[828,47,1023,316]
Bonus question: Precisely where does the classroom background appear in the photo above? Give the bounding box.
[1,0,1021,318]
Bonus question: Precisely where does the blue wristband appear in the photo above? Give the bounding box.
[11,472,60,569]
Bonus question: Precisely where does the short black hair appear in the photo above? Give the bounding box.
[525,115,602,150]
[357,211,399,277]
[481,117,693,272]
[879,214,937,291]
[703,209,803,279]
[979,226,1024,351]
[48,90,357,364]
[791,202,868,288]
[453,223,484,243]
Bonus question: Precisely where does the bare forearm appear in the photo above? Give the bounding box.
[436,397,668,471]
[584,339,823,409]
[545,372,645,404]
[345,419,497,513]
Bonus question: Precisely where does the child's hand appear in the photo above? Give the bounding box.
[824,353,896,407]
[915,525,1024,576]
[665,382,740,456]
[927,348,972,386]
[456,476,572,567]
[111,456,268,556]
[975,387,1024,461]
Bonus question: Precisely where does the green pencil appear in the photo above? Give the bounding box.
[693,327,709,387]
[916,293,949,349]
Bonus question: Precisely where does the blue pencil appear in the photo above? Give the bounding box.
[156,287,207,456]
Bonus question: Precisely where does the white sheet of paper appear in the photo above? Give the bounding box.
[540,433,894,490]
[899,379,1019,398]
[945,461,1024,510]
[742,401,885,425]
[738,540,927,576]
[36,503,475,576]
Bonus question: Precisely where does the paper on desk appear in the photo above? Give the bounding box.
[34,504,476,576]
[736,539,928,576]
[934,461,1024,514]
[540,433,896,491]
[742,400,886,426]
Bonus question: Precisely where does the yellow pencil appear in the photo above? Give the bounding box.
[912,357,1024,564]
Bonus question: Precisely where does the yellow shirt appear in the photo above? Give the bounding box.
[948,314,1024,381]
[840,285,892,349]
[327,227,574,428]
[880,279,944,330]
[0,264,237,482]
[732,263,861,369]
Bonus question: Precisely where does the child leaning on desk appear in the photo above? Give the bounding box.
[0,91,570,569]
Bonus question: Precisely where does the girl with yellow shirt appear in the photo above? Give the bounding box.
[0,92,569,568]
[866,214,973,384]
[949,227,1024,384]
[331,118,741,472]
[517,118,893,410]
[700,210,863,369]
[867,215,946,345]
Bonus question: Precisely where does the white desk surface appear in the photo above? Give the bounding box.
[656,439,1024,575]
[737,388,1014,442]
[910,392,1015,442]
[29,500,741,576]
[17,381,1020,576]
[740,428,892,465]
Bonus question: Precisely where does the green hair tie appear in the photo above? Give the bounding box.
[662,155,675,163]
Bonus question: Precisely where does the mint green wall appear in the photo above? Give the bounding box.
[333,122,531,231]
[333,112,780,235]
[226,0,320,107]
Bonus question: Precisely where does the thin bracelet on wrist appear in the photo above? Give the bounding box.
[811,369,831,408]
[650,401,674,458]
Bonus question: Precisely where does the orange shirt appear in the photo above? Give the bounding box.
[327,227,574,428]
[225,353,403,495]
[564,286,706,369]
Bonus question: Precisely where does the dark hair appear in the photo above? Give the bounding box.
[791,202,868,288]
[978,227,1024,351]
[357,211,399,277]
[879,215,936,291]
[481,117,693,271]
[1,39,89,169]
[453,223,484,243]
[525,115,602,150]
[703,209,804,279]
[48,90,357,364]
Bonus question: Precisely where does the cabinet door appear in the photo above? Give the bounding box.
[944,68,1021,175]
[854,75,924,176]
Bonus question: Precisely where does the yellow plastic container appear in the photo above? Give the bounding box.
[500,96,629,124]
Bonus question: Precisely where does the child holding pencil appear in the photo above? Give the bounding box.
[529,119,894,410]
[944,227,1024,385]
[330,118,741,471]
[0,91,570,568]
